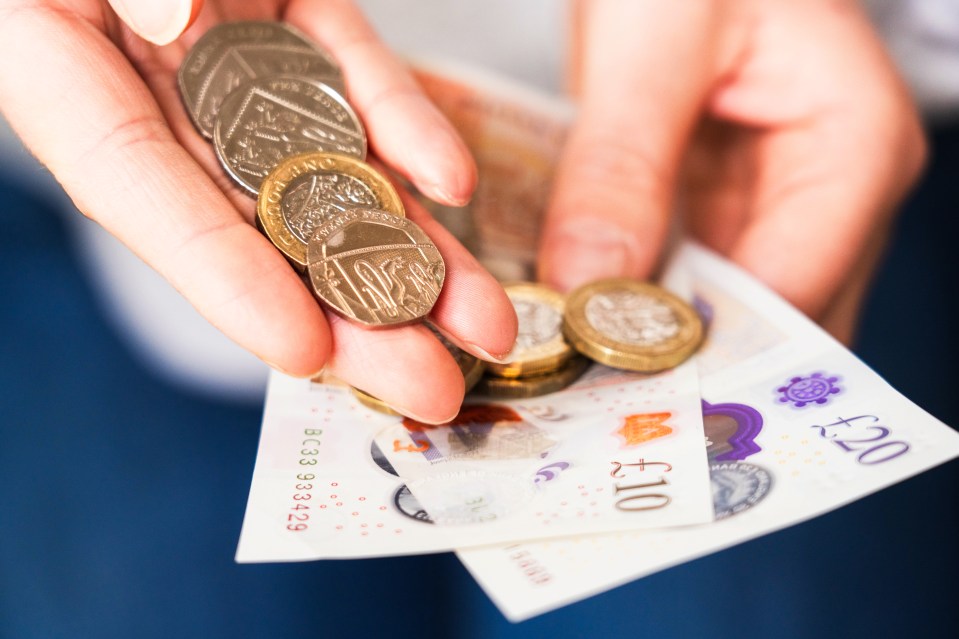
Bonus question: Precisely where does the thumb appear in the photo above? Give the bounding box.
[107,0,204,45]
[539,0,721,291]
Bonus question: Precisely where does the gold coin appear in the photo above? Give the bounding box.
[486,282,573,379]
[257,152,404,271]
[307,207,445,327]
[474,356,589,399]
[350,387,402,416]
[563,278,703,372]
[425,323,486,393]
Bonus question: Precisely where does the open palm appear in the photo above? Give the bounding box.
[0,0,517,422]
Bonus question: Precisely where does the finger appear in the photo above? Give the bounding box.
[402,192,518,361]
[327,318,465,424]
[0,6,330,375]
[713,13,927,319]
[284,0,478,206]
[681,118,759,255]
[728,114,923,319]
[322,193,517,423]
[818,221,890,346]
[106,0,204,45]
[538,1,725,292]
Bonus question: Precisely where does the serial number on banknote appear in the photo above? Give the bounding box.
[287,427,324,531]
[505,545,553,587]
[812,415,910,465]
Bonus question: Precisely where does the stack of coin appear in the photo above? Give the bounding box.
[177,21,444,328]
[476,282,589,399]
[475,278,705,400]
[177,23,705,417]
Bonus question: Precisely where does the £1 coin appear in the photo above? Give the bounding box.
[486,282,572,379]
[563,278,703,372]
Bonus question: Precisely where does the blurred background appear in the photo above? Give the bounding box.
[1,1,957,637]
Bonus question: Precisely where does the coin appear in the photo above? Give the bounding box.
[258,152,403,270]
[214,76,366,194]
[350,387,402,416]
[474,356,589,399]
[178,21,344,138]
[426,323,486,392]
[486,282,572,379]
[563,278,703,372]
[307,208,445,327]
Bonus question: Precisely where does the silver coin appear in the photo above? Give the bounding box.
[213,76,366,195]
[178,21,344,138]
[307,208,445,327]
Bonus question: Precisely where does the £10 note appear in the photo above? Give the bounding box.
[235,258,712,560]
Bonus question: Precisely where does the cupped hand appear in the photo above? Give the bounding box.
[0,0,517,422]
[539,0,926,343]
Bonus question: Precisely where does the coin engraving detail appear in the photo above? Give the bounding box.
[584,291,680,346]
[281,172,379,244]
[308,209,445,326]
[178,21,343,137]
[215,77,365,193]
[257,152,404,269]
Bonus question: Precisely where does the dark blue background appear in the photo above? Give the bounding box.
[2,126,957,638]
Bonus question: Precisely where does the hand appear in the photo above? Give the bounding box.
[0,0,517,422]
[539,0,925,344]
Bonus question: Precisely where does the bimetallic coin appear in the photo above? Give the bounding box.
[486,282,572,379]
[178,21,344,138]
[563,278,704,372]
[214,76,366,194]
[426,323,486,392]
[258,152,403,270]
[307,208,445,327]
[475,356,589,399]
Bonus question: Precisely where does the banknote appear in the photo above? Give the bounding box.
[235,258,712,561]
[412,60,959,620]
[370,260,713,543]
[411,59,572,281]
[456,242,959,620]
[235,59,958,622]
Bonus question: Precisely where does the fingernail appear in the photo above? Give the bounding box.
[433,187,471,208]
[418,131,475,207]
[108,0,194,45]
[401,407,460,426]
[464,342,511,363]
[541,223,634,292]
